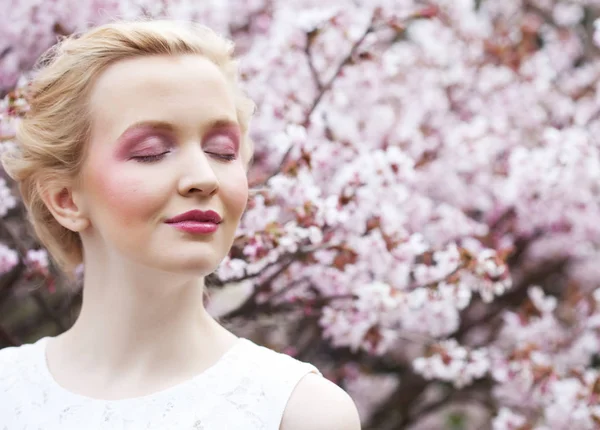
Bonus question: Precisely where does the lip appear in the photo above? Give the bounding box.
[165,210,222,224]
[165,210,222,234]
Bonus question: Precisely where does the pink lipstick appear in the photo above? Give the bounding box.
[165,210,222,234]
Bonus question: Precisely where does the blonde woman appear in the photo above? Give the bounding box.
[0,20,361,429]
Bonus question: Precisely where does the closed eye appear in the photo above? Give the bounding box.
[207,152,236,161]
[131,152,170,163]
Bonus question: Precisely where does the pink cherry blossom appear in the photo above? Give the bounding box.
[0,244,18,274]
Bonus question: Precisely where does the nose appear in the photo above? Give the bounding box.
[177,148,219,197]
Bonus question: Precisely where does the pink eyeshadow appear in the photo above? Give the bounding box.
[114,126,170,159]
[203,125,241,153]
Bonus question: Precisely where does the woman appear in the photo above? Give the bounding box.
[0,19,360,429]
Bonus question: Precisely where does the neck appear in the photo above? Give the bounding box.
[55,253,233,381]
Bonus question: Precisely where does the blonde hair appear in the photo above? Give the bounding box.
[1,19,256,274]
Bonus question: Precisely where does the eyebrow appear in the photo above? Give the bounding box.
[118,117,240,137]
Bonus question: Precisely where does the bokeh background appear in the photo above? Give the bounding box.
[2,1,600,429]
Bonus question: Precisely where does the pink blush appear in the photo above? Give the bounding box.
[87,159,162,227]
[222,169,249,210]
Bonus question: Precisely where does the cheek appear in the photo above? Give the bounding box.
[86,162,166,226]
[220,168,249,216]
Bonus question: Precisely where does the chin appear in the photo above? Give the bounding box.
[152,254,224,277]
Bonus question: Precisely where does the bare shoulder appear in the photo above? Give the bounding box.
[280,372,361,430]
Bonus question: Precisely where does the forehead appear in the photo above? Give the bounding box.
[87,54,238,140]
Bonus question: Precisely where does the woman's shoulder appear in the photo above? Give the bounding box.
[280,373,361,430]
[235,339,361,430]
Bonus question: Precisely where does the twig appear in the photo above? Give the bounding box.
[0,47,11,62]
[305,30,324,92]
[263,276,310,303]
[366,369,430,429]
[262,19,376,185]
[303,20,375,127]
[219,256,297,319]
[455,257,570,343]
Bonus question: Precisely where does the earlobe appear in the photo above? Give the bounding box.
[41,185,90,232]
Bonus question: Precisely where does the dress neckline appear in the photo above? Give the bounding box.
[33,335,247,404]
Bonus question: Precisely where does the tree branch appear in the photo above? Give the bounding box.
[262,19,376,185]
[455,257,570,343]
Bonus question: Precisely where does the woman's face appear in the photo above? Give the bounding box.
[77,54,248,275]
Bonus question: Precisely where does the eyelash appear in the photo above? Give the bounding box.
[132,152,170,163]
[132,152,236,163]
[210,153,237,161]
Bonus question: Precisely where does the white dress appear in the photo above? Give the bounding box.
[0,336,322,429]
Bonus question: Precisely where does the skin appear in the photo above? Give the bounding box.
[42,54,360,429]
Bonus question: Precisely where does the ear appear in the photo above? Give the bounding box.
[40,182,90,233]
